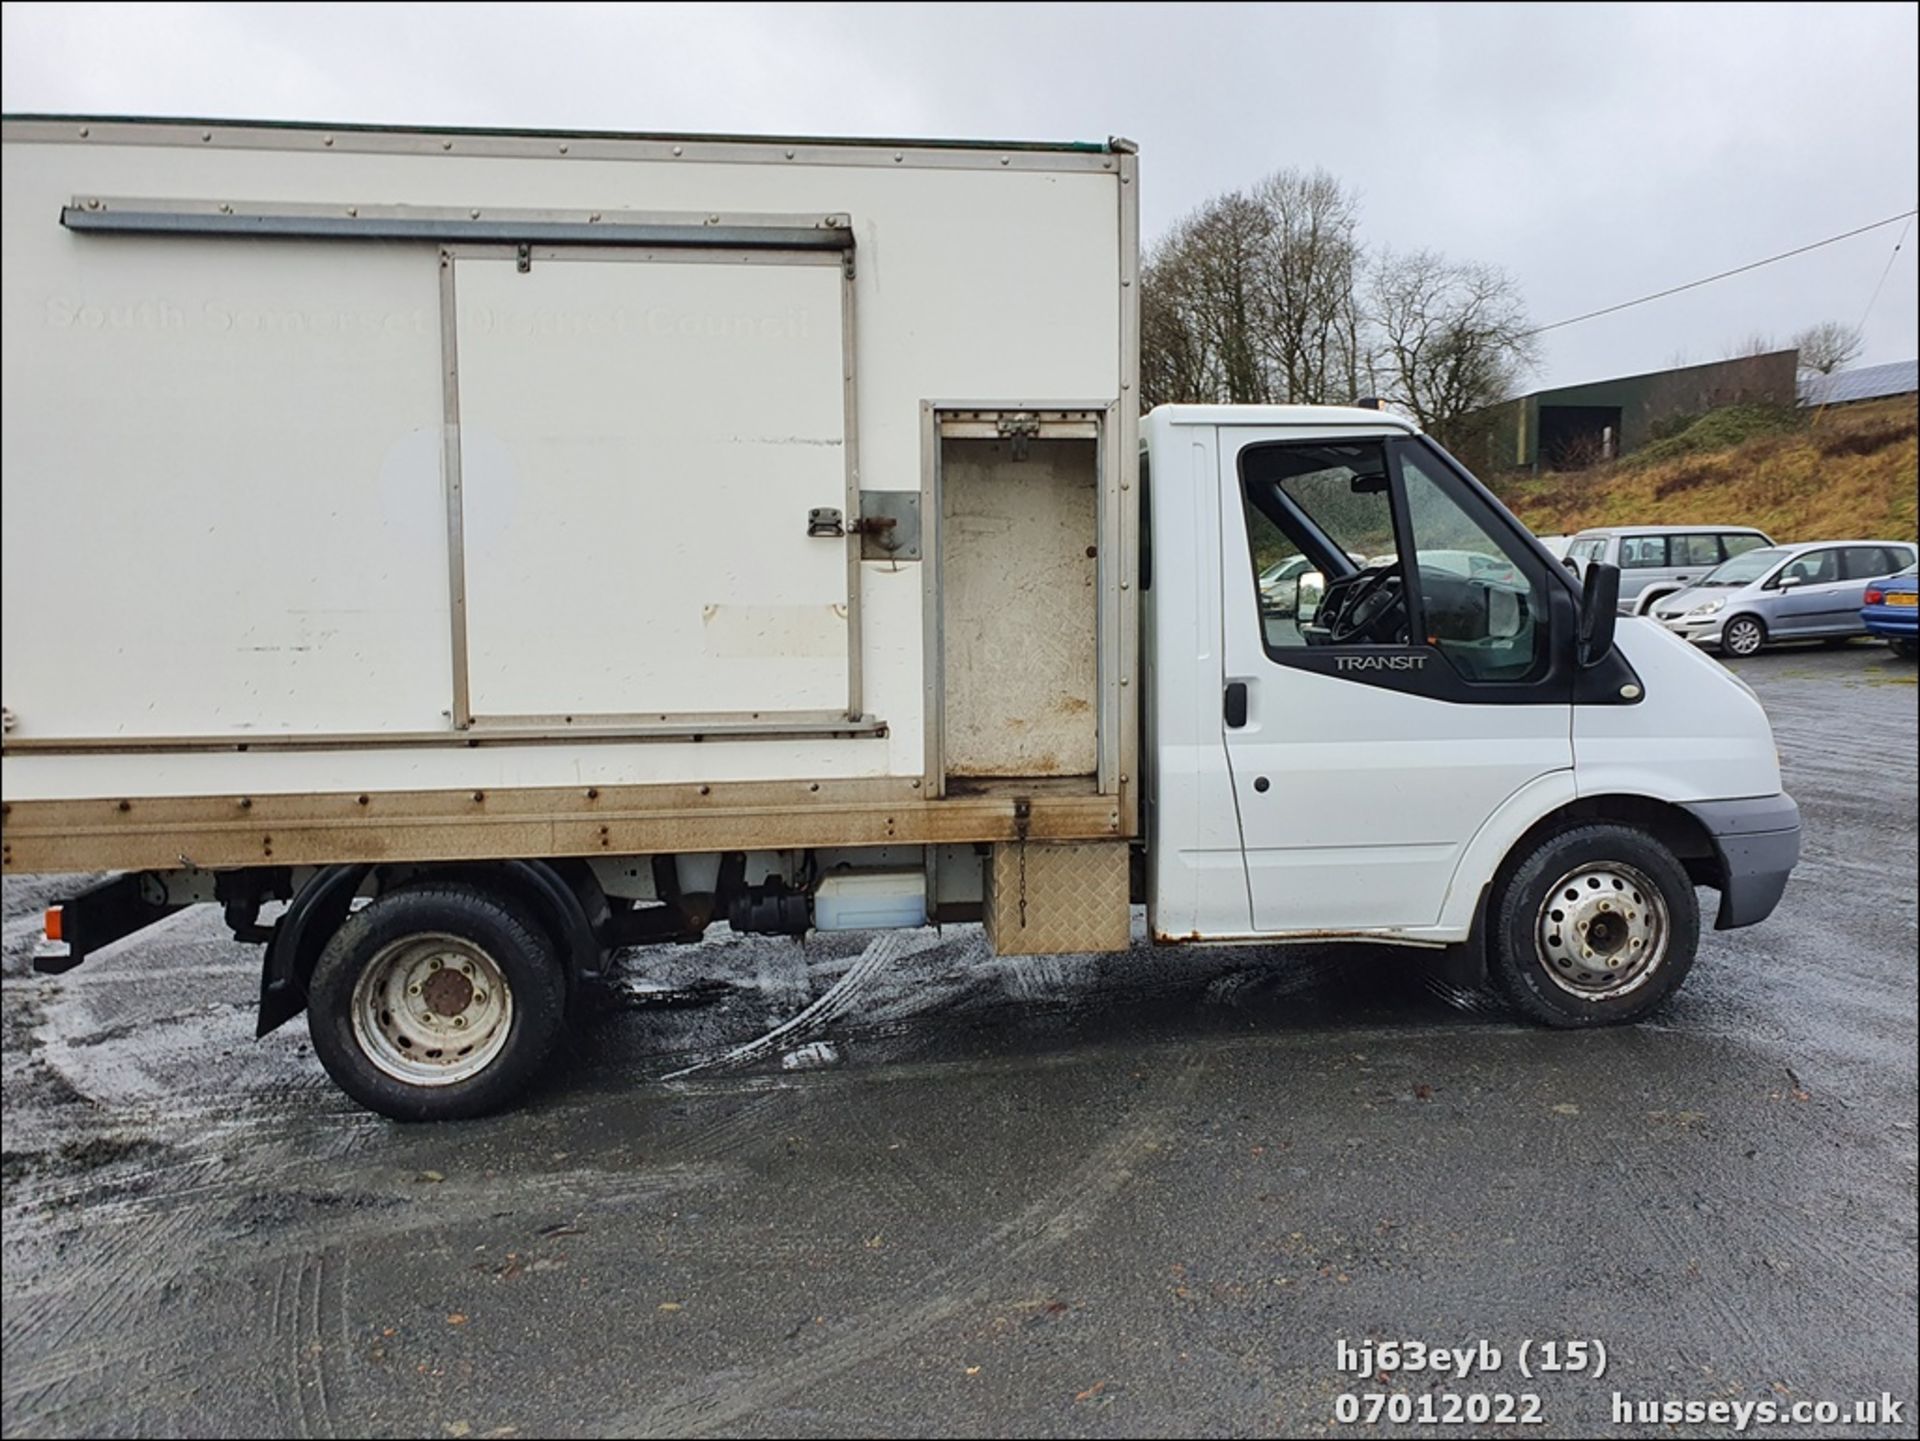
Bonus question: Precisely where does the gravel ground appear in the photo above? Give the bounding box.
[2,642,1915,1439]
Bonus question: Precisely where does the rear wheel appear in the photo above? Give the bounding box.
[1489,824,1700,1028]
[1720,614,1765,657]
[306,884,567,1121]
[1889,638,1917,660]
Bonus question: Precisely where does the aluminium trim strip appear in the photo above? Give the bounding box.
[61,202,855,251]
[0,714,889,755]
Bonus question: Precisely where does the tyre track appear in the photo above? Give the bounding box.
[604,1050,1205,1438]
[660,928,950,1080]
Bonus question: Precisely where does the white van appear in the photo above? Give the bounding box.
[1565,525,1775,615]
[2,117,1801,1119]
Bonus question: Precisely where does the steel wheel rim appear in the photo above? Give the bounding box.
[1724,618,1762,655]
[351,932,513,1086]
[1535,861,1669,1001]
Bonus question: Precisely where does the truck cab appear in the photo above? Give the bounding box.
[1141,406,1799,1020]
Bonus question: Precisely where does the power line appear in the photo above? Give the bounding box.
[1853,214,1913,338]
[1523,208,1920,337]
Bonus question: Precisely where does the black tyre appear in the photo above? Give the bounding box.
[306,883,567,1121]
[1489,824,1700,1028]
[1890,638,1918,660]
[1719,614,1766,657]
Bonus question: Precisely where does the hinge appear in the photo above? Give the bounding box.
[998,414,1040,460]
[516,243,532,273]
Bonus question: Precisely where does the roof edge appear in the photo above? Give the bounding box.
[0,112,1117,154]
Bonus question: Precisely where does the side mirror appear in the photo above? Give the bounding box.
[1777,572,1804,590]
[1579,562,1620,666]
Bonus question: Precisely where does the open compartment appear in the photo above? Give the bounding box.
[933,411,1103,789]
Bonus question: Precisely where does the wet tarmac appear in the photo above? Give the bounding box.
[3,642,1915,1437]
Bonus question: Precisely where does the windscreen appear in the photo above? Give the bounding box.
[1699,547,1787,586]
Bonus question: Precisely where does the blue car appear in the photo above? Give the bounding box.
[1861,564,1919,658]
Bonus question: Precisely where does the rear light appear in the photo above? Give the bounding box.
[43,906,63,943]
[1865,587,1885,605]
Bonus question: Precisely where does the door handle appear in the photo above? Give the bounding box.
[1224,681,1248,729]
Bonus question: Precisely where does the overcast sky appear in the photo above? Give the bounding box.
[4,1,1914,392]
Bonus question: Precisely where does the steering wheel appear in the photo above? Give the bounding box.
[1321,566,1409,645]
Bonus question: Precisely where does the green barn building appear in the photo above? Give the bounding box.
[1471,348,1799,473]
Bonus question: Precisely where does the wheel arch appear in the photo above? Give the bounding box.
[1439,777,1723,940]
[1494,794,1721,899]
[258,858,609,1037]
[1721,610,1768,649]
[1633,584,1683,616]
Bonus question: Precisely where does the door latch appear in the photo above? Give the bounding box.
[808,507,910,552]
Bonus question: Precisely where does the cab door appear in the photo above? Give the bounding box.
[1218,429,1575,933]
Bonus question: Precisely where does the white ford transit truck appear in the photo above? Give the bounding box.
[0,117,1801,1119]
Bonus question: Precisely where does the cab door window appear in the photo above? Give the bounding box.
[1397,449,1550,683]
[1240,442,1401,652]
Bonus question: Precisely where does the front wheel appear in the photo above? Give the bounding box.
[1719,614,1766,657]
[306,883,567,1121]
[1489,824,1700,1027]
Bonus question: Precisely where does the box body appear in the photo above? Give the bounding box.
[0,118,1138,873]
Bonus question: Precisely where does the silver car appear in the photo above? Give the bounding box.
[1652,539,1920,656]
[1564,525,1775,616]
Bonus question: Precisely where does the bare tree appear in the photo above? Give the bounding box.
[1246,169,1364,404]
[1140,234,1220,409]
[1137,169,1366,408]
[1365,249,1538,447]
[1792,319,1863,376]
[1139,194,1265,407]
[1720,331,1779,359]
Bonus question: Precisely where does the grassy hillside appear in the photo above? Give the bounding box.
[1494,396,1918,544]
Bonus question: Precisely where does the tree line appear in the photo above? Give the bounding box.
[1139,168,1537,448]
[1141,169,1869,454]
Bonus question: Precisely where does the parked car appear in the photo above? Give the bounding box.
[1259,550,1366,618]
[1564,525,1775,616]
[1651,540,1920,656]
[1258,554,1325,619]
[1536,534,1572,561]
[1861,564,1919,658]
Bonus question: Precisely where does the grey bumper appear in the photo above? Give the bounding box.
[1682,794,1802,930]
